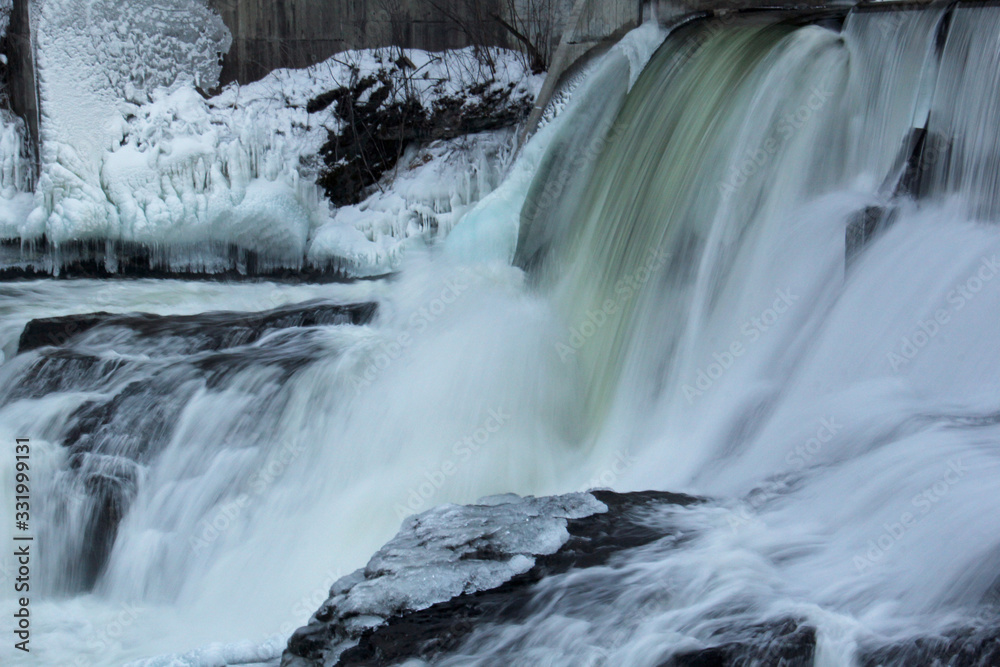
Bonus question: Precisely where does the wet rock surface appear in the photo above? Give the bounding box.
[18,301,377,354]
[283,486,1000,667]
[859,625,1000,667]
[7,299,378,592]
[662,619,816,667]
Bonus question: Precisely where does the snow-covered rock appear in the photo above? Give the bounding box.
[308,130,519,277]
[4,13,539,277]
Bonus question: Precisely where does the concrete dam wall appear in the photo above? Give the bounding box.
[207,0,516,84]
[208,0,644,86]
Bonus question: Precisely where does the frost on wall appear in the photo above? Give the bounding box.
[79,0,231,103]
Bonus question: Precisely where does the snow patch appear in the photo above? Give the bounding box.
[122,636,285,667]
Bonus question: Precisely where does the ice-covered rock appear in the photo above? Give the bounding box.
[308,130,519,277]
[0,110,33,238]
[282,492,608,666]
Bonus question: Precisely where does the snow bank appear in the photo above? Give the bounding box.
[4,2,539,277]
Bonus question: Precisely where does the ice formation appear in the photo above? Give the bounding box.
[1,0,539,276]
[25,0,231,246]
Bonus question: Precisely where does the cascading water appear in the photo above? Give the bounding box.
[4,3,1000,666]
[435,4,1000,663]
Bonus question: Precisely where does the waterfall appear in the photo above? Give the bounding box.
[4,4,1000,666]
[531,19,847,436]
[443,5,1000,662]
[923,5,1000,218]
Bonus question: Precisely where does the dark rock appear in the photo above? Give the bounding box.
[18,314,113,354]
[77,461,140,590]
[888,127,952,200]
[18,301,377,354]
[663,619,816,666]
[6,299,378,592]
[4,350,131,401]
[846,125,951,267]
[846,205,892,267]
[860,625,1000,667]
[2,0,39,180]
[278,486,1000,667]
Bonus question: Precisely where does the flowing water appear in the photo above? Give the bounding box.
[4,4,1000,666]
